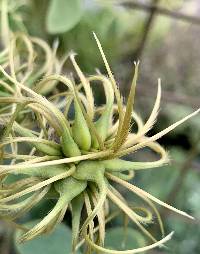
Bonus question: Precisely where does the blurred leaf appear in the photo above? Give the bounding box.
[15,220,82,254]
[104,227,146,250]
[164,159,200,253]
[166,216,200,254]
[46,0,83,34]
[175,169,200,220]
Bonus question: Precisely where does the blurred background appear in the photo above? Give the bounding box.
[0,0,200,253]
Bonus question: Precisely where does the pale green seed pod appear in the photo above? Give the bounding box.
[60,129,81,157]
[0,187,49,218]
[72,99,91,151]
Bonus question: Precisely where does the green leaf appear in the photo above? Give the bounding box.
[15,220,82,254]
[104,227,146,250]
[46,0,83,34]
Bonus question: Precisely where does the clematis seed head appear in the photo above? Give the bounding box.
[0,33,199,254]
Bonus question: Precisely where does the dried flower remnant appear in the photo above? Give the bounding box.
[0,33,199,254]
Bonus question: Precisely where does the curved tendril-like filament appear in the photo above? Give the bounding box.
[0,96,63,138]
[143,198,165,237]
[28,126,44,157]
[127,80,161,147]
[83,230,173,254]
[30,37,53,84]
[93,32,124,133]
[0,185,50,219]
[107,188,154,226]
[107,189,157,243]
[108,186,154,226]
[109,185,154,227]
[18,155,59,165]
[110,182,164,236]
[9,33,34,83]
[0,150,112,176]
[34,112,48,139]
[1,177,40,192]
[111,170,135,181]
[107,173,194,220]
[0,137,61,150]
[109,185,127,204]
[29,103,62,135]
[34,74,74,96]
[18,196,68,242]
[30,76,75,135]
[81,180,107,238]
[84,191,95,244]
[75,211,121,252]
[0,167,75,202]
[109,184,164,236]
[43,203,68,235]
[0,67,77,143]
[5,103,60,156]
[123,133,167,153]
[88,75,114,108]
[70,54,94,120]
[89,184,106,246]
[117,107,200,158]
